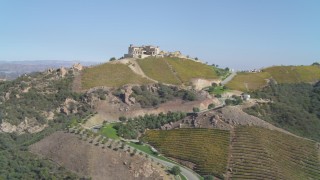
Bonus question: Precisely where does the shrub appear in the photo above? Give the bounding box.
[170,166,181,176]
[193,107,200,113]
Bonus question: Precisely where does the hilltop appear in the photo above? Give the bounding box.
[79,57,225,90]
[226,65,320,91]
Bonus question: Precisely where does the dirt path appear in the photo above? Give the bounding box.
[111,58,158,83]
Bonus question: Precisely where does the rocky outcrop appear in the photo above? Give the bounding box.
[191,78,221,91]
[123,86,135,105]
[72,63,83,71]
[57,67,67,77]
[59,98,78,115]
[0,118,47,134]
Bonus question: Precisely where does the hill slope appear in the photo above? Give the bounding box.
[245,82,320,141]
[230,126,320,179]
[137,57,219,85]
[143,128,230,178]
[81,63,152,89]
[226,65,320,91]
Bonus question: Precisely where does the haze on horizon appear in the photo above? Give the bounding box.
[0,0,319,70]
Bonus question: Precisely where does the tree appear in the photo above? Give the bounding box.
[119,116,127,122]
[312,62,320,66]
[170,166,181,175]
[109,57,116,61]
[195,57,198,60]
[204,175,214,180]
[208,103,215,109]
[193,107,200,113]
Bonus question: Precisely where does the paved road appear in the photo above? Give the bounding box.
[131,147,200,180]
[221,71,237,85]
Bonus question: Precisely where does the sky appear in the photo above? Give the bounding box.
[0,0,319,70]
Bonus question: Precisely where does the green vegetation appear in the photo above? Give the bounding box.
[137,57,181,84]
[81,63,151,89]
[113,112,186,139]
[206,85,228,95]
[0,71,92,126]
[171,166,181,175]
[225,95,243,106]
[99,123,119,139]
[230,126,320,179]
[0,123,78,179]
[226,65,320,91]
[143,128,230,178]
[130,84,196,108]
[193,107,200,112]
[245,82,320,141]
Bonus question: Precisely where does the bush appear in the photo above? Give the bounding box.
[208,103,215,109]
[193,107,200,113]
[109,57,116,61]
[119,116,127,122]
[170,166,181,175]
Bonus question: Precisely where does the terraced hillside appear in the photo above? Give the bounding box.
[143,128,230,178]
[137,57,181,84]
[137,57,218,85]
[226,65,320,91]
[230,126,320,180]
[81,63,152,89]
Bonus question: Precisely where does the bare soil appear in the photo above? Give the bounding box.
[29,131,171,180]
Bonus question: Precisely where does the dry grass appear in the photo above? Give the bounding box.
[230,126,320,180]
[226,65,320,91]
[81,63,152,89]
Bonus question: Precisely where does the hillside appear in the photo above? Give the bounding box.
[245,82,320,141]
[143,128,230,178]
[226,65,320,91]
[81,63,152,89]
[137,57,219,85]
[229,126,320,179]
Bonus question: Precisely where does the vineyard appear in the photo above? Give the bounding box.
[230,126,320,179]
[143,128,230,178]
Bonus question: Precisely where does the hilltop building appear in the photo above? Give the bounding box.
[123,44,189,59]
[124,44,161,58]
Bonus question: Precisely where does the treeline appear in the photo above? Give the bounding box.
[245,81,320,141]
[130,84,196,108]
[114,112,186,139]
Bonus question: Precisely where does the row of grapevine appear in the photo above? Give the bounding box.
[230,126,320,180]
[143,128,230,178]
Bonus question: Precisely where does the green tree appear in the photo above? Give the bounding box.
[119,116,127,122]
[109,57,116,61]
[193,107,200,113]
[170,166,181,175]
[208,103,215,109]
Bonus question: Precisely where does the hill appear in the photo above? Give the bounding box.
[81,63,152,89]
[226,65,320,91]
[229,126,320,179]
[245,82,320,141]
[137,57,219,85]
[143,128,230,178]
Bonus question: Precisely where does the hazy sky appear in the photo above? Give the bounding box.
[0,0,319,69]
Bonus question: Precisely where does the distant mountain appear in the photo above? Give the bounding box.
[0,60,100,80]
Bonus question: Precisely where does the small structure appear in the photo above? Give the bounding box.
[241,93,251,101]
